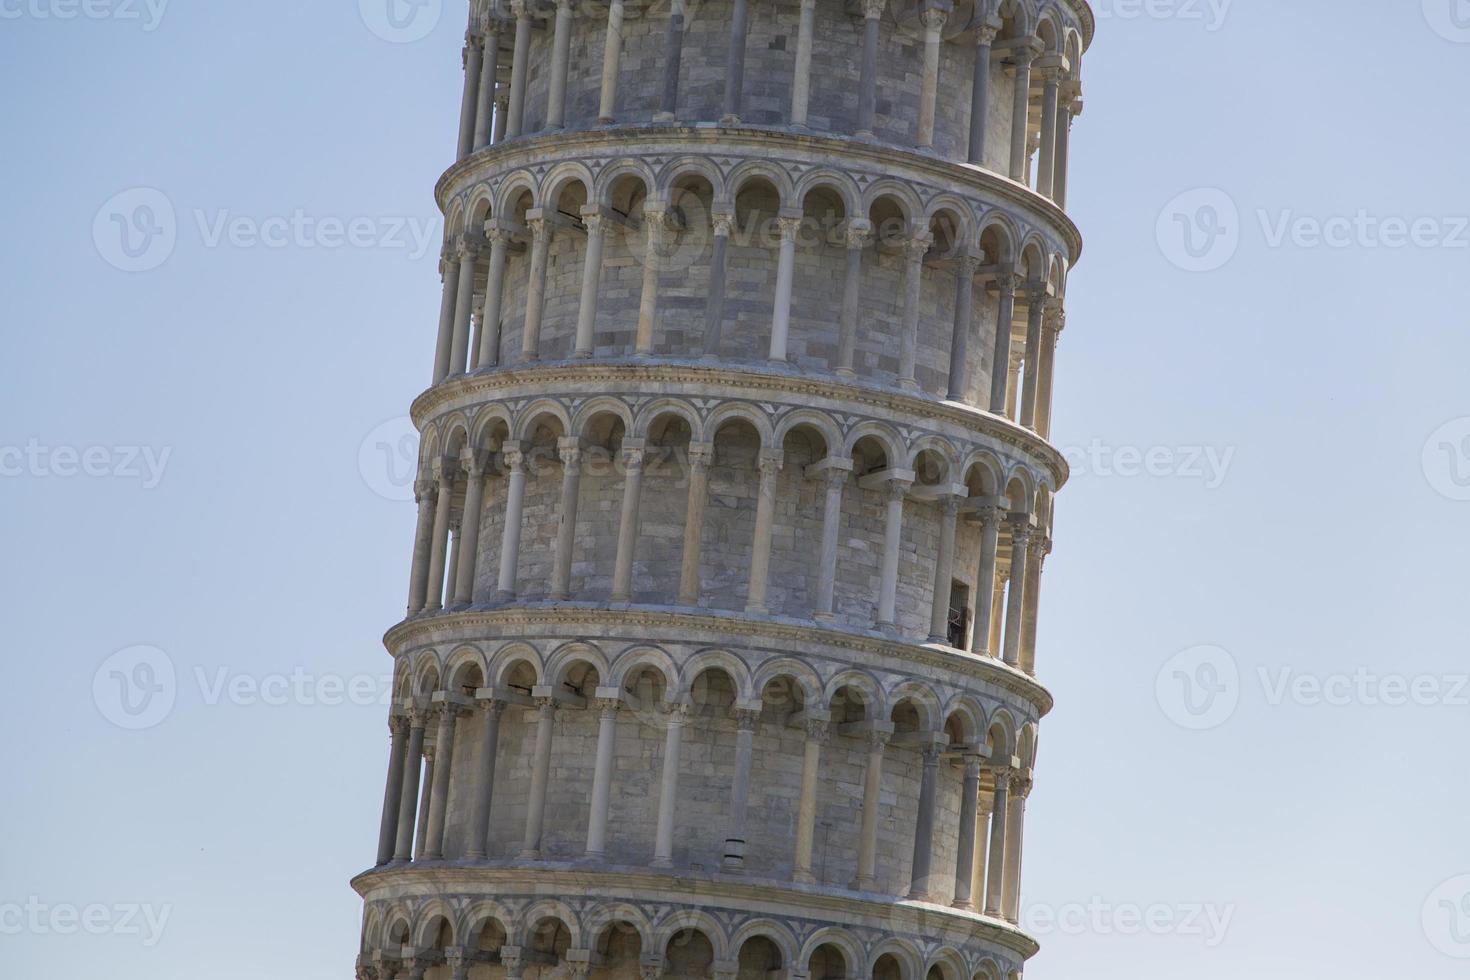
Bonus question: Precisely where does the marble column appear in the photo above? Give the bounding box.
[987,274,1020,414]
[1019,283,1047,430]
[1036,303,1064,439]
[989,565,1008,656]
[465,698,506,860]
[1036,67,1062,198]
[585,698,621,859]
[476,227,511,368]
[432,246,460,384]
[457,31,484,161]
[835,219,871,375]
[768,215,801,363]
[973,793,993,908]
[549,441,583,600]
[423,703,462,859]
[545,0,574,129]
[898,233,931,389]
[1007,50,1035,182]
[677,444,714,606]
[406,478,438,615]
[1054,94,1075,209]
[722,0,749,123]
[597,0,626,123]
[575,208,606,357]
[376,716,410,865]
[969,506,1001,655]
[1001,518,1031,666]
[851,729,889,890]
[876,478,910,629]
[907,742,942,898]
[451,450,490,607]
[412,750,436,860]
[473,21,500,150]
[928,495,960,643]
[652,704,690,867]
[520,214,552,361]
[1006,348,1023,420]
[701,211,733,357]
[610,444,646,603]
[723,708,760,869]
[1019,531,1047,676]
[982,768,1010,916]
[423,464,457,612]
[392,711,428,862]
[790,0,817,128]
[1002,772,1030,922]
[916,6,947,150]
[656,0,686,121]
[856,0,885,138]
[448,238,481,379]
[951,755,983,908]
[812,464,850,619]
[947,254,980,400]
[744,451,783,614]
[505,1,533,138]
[791,719,828,882]
[968,26,998,165]
[495,449,527,600]
[519,697,558,858]
[635,207,666,355]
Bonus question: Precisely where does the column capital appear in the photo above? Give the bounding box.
[804,718,831,744]
[975,23,999,45]
[533,694,559,715]
[662,701,693,722]
[904,232,934,261]
[1022,279,1050,303]
[455,237,483,262]
[989,272,1023,295]
[920,5,948,32]
[388,713,410,737]
[459,448,492,477]
[861,0,886,19]
[1009,770,1034,798]
[734,707,761,733]
[525,215,550,242]
[595,697,622,719]
[620,443,646,470]
[957,250,984,276]
[963,753,985,778]
[414,477,439,504]
[844,217,873,249]
[886,477,912,503]
[776,215,804,242]
[758,448,785,476]
[431,456,460,485]
[501,447,527,473]
[480,696,509,718]
[988,764,1014,788]
[579,206,605,233]
[711,209,736,237]
[558,442,583,470]
[868,727,892,750]
[687,442,715,469]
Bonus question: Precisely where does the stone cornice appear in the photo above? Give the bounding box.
[381,604,1055,717]
[351,862,1042,960]
[409,358,1071,489]
[434,125,1083,264]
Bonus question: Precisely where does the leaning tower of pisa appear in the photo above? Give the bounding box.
[354,1,1088,978]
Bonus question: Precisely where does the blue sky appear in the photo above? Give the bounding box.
[3,2,1469,978]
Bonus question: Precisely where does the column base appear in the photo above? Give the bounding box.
[812,611,836,622]
[651,857,674,869]
[899,378,920,391]
[849,875,875,891]
[835,367,856,378]
[791,870,816,884]
[493,590,515,604]
[517,847,541,859]
[745,602,767,615]
[464,850,487,862]
[549,590,570,602]
[951,900,975,911]
[653,111,676,123]
[573,349,593,359]
[596,116,615,125]
[926,633,948,646]
[720,114,741,126]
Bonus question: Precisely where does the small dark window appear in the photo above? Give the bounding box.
[947,580,971,648]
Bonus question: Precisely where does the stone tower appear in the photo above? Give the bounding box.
[353,0,1089,978]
